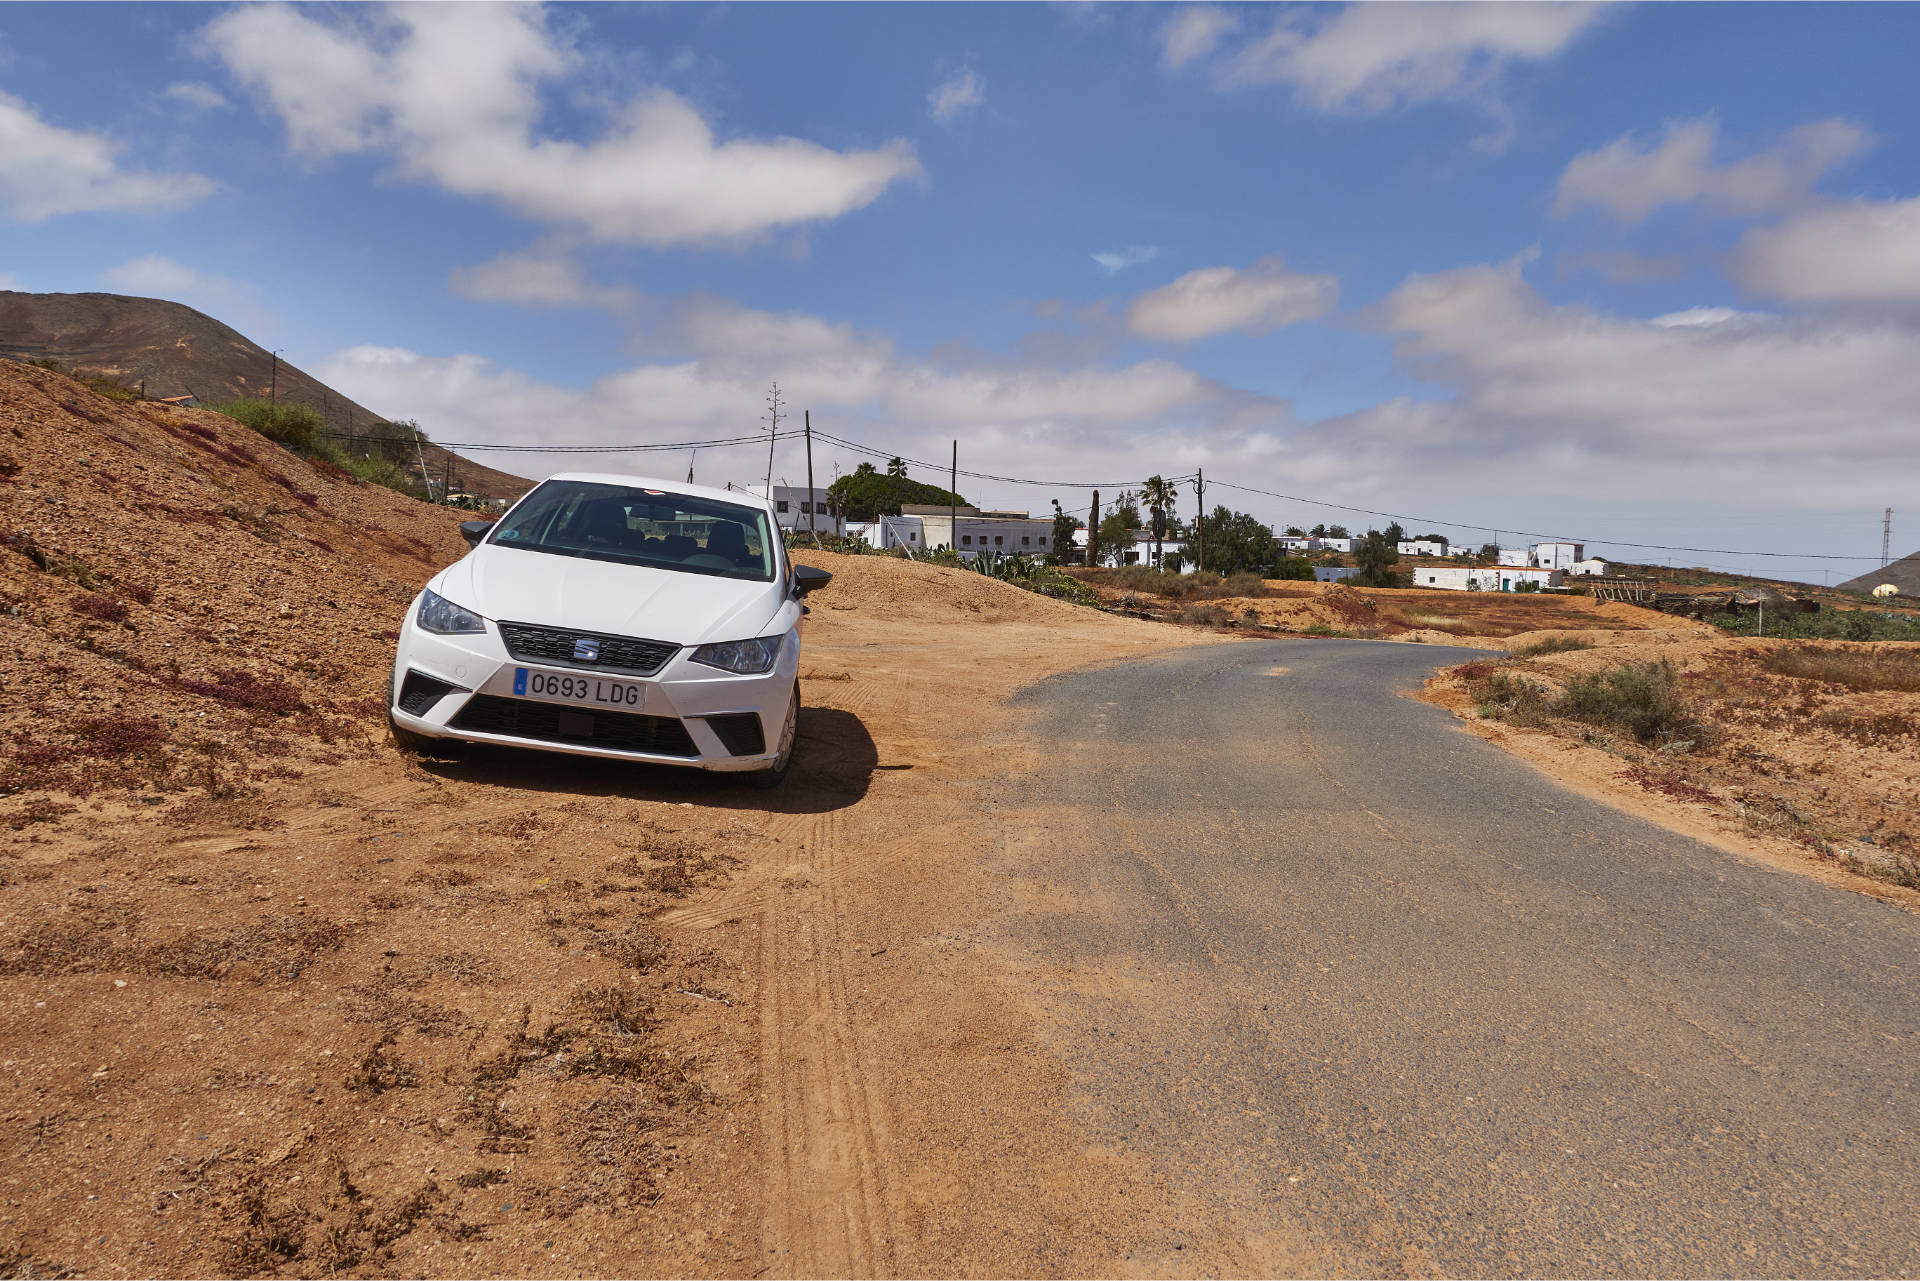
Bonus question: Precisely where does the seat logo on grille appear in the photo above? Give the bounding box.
[572,637,602,662]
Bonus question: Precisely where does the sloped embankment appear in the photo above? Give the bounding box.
[0,357,468,820]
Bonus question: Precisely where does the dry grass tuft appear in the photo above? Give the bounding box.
[1763,646,1920,694]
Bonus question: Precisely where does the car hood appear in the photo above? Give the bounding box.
[434,544,784,646]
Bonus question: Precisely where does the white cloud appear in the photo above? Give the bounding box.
[1160,6,1239,70]
[0,90,214,222]
[1091,245,1159,274]
[1648,306,1767,329]
[1126,254,1338,342]
[99,255,269,331]
[450,245,634,310]
[1217,2,1608,115]
[1554,116,1869,225]
[1731,195,1920,306]
[207,3,921,246]
[163,82,232,113]
[102,256,234,300]
[1348,254,1920,503]
[316,294,1261,490]
[928,69,985,124]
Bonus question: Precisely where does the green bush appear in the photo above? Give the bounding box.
[1554,659,1688,744]
[1271,556,1315,581]
[1707,608,1920,642]
[214,398,326,454]
[345,452,413,490]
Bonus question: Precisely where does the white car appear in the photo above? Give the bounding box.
[388,473,832,788]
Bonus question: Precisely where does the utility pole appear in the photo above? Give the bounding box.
[1884,507,1894,567]
[269,349,283,402]
[804,410,818,542]
[442,450,453,505]
[1087,490,1100,567]
[687,449,697,484]
[1194,468,1205,574]
[762,382,784,500]
[949,441,958,554]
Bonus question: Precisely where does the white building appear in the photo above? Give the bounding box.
[858,513,926,552]
[907,504,1056,560]
[1568,557,1611,577]
[1072,528,1195,572]
[1278,535,1315,553]
[769,485,844,536]
[1530,540,1585,571]
[1316,536,1355,553]
[1498,546,1532,567]
[1411,565,1565,592]
[1398,539,1448,557]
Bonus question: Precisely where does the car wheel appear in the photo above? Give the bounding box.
[389,714,443,756]
[745,682,799,790]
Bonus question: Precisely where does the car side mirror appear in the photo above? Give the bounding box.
[459,519,494,548]
[792,564,833,597]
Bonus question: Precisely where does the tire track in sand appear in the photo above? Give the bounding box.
[757,801,902,1277]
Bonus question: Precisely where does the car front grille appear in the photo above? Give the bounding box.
[497,622,679,677]
[700,713,766,757]
[449,695,697,758]
[396,670,460,716]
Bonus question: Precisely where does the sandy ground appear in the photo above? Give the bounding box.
[1073,571,1704,648]
[1419,632,1920,913]
[1,370,1225,1281]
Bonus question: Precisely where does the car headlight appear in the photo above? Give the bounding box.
[416,589,487,635]
[689,635,782,675]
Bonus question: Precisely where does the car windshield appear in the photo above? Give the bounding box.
[487,480,777,582]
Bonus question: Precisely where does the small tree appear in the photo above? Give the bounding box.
[1310,523,1329,538]
[1354,532,1400,587]
[1326,524,1350,539]
[1478,542,1501,563]
[1049,499,1082,563]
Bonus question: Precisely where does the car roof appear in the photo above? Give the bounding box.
[540,472,776,512]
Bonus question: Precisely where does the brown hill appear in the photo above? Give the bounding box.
[0,290,531,501]
[0,355,474,807]
[1837,552,1920,599]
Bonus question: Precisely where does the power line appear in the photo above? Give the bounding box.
[1207,478,1884,562]
[318,425,1882,563]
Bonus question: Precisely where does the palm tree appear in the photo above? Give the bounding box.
[1140,474,1178,571]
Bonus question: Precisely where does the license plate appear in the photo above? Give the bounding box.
[512,667,647,711]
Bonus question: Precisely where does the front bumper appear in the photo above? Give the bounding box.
[389,612,797,772]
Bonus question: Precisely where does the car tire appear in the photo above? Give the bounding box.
[745,681,799,790]
[389,714,443,756]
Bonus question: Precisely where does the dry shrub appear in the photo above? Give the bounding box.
[1816,708,1919,746]
[1178,602,1229,627]
[1513,635,1596,657]
[72,715,168,757]
[1555,659,1691,744]
[1763,646,1920,694]
[179,669,305,715]
[71,592,130,623]
[1467,669,1552,728]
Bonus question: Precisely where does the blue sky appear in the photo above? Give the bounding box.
[4,2,1919,583]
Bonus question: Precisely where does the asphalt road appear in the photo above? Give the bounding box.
[995,640,1919,1278]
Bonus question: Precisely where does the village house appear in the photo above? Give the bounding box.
[769,484,845,536]
[1411,565,1565,592]
[907,504,1055,560]
[1397,538,1449,556]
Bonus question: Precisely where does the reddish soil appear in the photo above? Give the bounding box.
[2,358,1210,1277]
[1423,634,1920,908]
